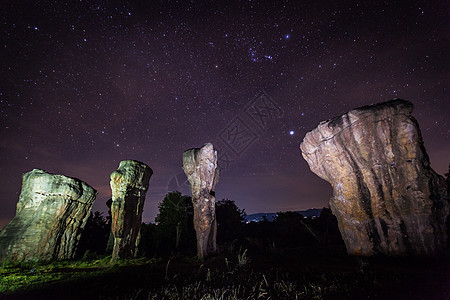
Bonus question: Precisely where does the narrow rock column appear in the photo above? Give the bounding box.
[0,169,97,262]
[300,99,448,256]
[182,143,219,260]
[110,160,152,260]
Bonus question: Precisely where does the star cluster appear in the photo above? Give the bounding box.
[0,1,448,227]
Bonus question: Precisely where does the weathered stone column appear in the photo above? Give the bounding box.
[110,160,152,260]
[0,169,97,262]
[300,99,448,256]
[182,143,219,260]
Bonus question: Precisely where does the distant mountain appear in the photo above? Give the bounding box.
[245,208,323,223]
[245,212,277,222]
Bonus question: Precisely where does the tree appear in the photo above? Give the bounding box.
[138,222,158,257]
[216,199,246,243]
[445,164,450,249]
[273,211,304,226]
[445,163,450,194]
[273,211,318,246]
[155,191,194,251]
[315,207,344,246]
[77,211,110,257]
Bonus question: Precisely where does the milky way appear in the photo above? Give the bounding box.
[1,1,449,228]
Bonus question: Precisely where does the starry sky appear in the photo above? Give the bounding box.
[1,0,449,229]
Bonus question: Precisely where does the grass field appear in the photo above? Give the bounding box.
[1,246,449,299]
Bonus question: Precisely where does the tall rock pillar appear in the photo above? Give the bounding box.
[0,169,97,262]
[182,143,219,260]
[300,99,448,256]
[110,160,152,260]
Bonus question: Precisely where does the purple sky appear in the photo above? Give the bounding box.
[1,1,449,229]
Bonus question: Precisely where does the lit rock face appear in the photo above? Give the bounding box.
[0,169,97,262]
[300,99,448,256]
[182,143,219,260]
[110,160,152,260]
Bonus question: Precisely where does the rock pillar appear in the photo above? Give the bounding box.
[182,143,219,260]
[300,99,448,255]
[0,169,97,262]
[110,160,152,260]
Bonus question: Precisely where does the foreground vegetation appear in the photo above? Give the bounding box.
[1,247,449,299]
[1,195,449,299]
[0,257,150,294]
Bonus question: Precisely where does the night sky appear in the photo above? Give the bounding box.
[1,1,449,229]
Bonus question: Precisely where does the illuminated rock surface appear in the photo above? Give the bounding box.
[0,169,97,262]
[110,160,152,260]
[183,143,219,260]
[300,99,448,255]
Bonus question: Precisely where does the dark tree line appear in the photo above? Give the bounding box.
[77,191,344,258]
[138,193,248,257]
[242,208,344,251]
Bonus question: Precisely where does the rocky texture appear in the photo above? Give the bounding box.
[300,99,448,256]
[0,169,97,262]
[110,160,152,260]
[183,143,219,260]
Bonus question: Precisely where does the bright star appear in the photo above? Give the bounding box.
[285,34,290,39]
[289,130,294,135]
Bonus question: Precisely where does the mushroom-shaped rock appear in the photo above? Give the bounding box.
[300,99,448,256]
[182,143,219,260]
[0,169,97,262]
[110,160,152,260]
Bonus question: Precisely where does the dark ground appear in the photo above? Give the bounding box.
[2,246,450,300]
